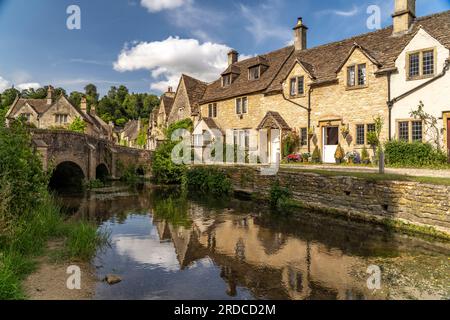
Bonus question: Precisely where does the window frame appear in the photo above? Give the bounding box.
[300,127,308,146]
[397,119,424,143]
[208,103,218,118]
[235,97,248,115]
[406,48,437,80]
[289,76,305,97]
[55,114,68,125]
[347,64,367,89]
[222,74,232,87]
[356,124,366,146]
[248,66,260,80]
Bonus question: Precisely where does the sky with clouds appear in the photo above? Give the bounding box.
[0,0,449,95]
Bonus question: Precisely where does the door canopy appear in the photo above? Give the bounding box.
[257,111,291,131]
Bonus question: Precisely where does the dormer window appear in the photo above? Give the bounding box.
[249,66,260,80]
[407,49,436,80]
[222,74,231,87]
[347,64,367,88]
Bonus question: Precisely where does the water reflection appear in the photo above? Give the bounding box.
[59,185,450,300]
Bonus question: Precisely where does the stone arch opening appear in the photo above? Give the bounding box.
[96,163,110,182]
[49,161,85,193]
[136,166,145,176]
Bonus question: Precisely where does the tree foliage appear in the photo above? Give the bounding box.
[68,117,87,133]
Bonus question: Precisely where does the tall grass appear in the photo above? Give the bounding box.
[0,195,108,300]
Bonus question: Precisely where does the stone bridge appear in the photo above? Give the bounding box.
[31,130,153,185]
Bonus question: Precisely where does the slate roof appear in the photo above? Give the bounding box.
[122,120,140,140]
[199,10,450,101]
[162,95,175,116]
[257,111,291,130]
[181,74,208,108]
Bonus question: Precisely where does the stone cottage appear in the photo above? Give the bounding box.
[5,86,114,140]
[147,87,175,150]
[184,0,450,164]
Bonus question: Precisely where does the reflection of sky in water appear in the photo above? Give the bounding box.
[94,214,254,300]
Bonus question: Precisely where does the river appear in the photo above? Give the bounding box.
[59,183,450,300]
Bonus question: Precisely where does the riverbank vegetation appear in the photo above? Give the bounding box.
[0,118,107,299]
[185,167,233,196]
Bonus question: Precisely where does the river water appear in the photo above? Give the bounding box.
[60,184,450,300]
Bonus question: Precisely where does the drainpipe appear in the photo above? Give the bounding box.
[387,72,393,141]
[281,87,312,152]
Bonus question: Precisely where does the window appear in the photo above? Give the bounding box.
[208,103,217,118]
[222,74,231,87]
[193,134,203,147]
[357,64,367,86]
[367,123,376,134]
[348,64,367,88]
[236,97,248,115]
[249,66,260,80]
[234,129,250,149]
[408,49,436,79]
[347,66,356,87]
[356,124,365,145]
[399,121,409,141]
[422,50,434,76]
[297,76,305,95]
[290,78,296,96]
[412,121,423,142]
[300,127,307,146]
[55,114,68,124]
[289,76,305,96]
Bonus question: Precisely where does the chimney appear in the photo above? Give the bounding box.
[80,96,87,113]
[228,50,239,66]
[165,86,176,98]
[46,85,54,105]
[392,0,416,34]
[293,17,308,51]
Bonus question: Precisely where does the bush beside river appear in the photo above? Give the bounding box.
[0,119,107,299]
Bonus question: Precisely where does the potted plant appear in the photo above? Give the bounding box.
[334,144,344,164]
[302,152,311,163]
[340,125,350,139]
[312,146,321,163]
[361,146,371,165]
[287,153,301,163]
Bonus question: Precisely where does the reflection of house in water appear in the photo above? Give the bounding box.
[157,202,382,300]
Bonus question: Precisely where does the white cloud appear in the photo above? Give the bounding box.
[316,5,360,17]
[0,76,10,92]
[140,0,188,12]
[15,82,41,91]
[114,36,234,92]
[239,0,291,45]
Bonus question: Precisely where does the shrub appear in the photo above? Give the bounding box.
[68,117,87,133]
[166,118,193,140]
[361,146,370,164]
[385,140,447,167]
[312,146,321,163]
[152,141,187,185]
[282,132,300,158]
[334,144,344,162]
[185,167,232,196]
[269,181,292,209]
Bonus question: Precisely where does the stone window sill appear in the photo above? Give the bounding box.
[345,85,368,91]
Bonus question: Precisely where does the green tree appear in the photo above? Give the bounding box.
[68,91,83,109]
[68,117,87,133]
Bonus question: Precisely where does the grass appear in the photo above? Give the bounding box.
[0,195,108,300]
[281,167,450,186]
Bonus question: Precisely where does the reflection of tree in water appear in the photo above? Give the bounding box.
[151,193,192,228]
[220,266,238,297]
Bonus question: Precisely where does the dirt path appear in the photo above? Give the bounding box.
[23,241,97,300]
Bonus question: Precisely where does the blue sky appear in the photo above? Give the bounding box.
[0,0,449,95]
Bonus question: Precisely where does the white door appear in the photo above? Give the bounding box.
[271,130,281,164]
[322,127,339,163]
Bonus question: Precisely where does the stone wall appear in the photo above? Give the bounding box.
[221,166,450,235]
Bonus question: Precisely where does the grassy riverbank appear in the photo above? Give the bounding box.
[0,119,107,300]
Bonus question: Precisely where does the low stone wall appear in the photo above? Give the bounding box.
[222,166,450,235]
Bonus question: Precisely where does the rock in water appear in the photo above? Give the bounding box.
[104,274,122,285]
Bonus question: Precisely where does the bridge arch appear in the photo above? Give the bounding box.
[49,161,85,192]
[96,163,110,181]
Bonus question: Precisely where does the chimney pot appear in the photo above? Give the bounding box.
[293,17,308,51]
[46,85,54,105]
[80,96,87,112]
[228,50,239,66]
